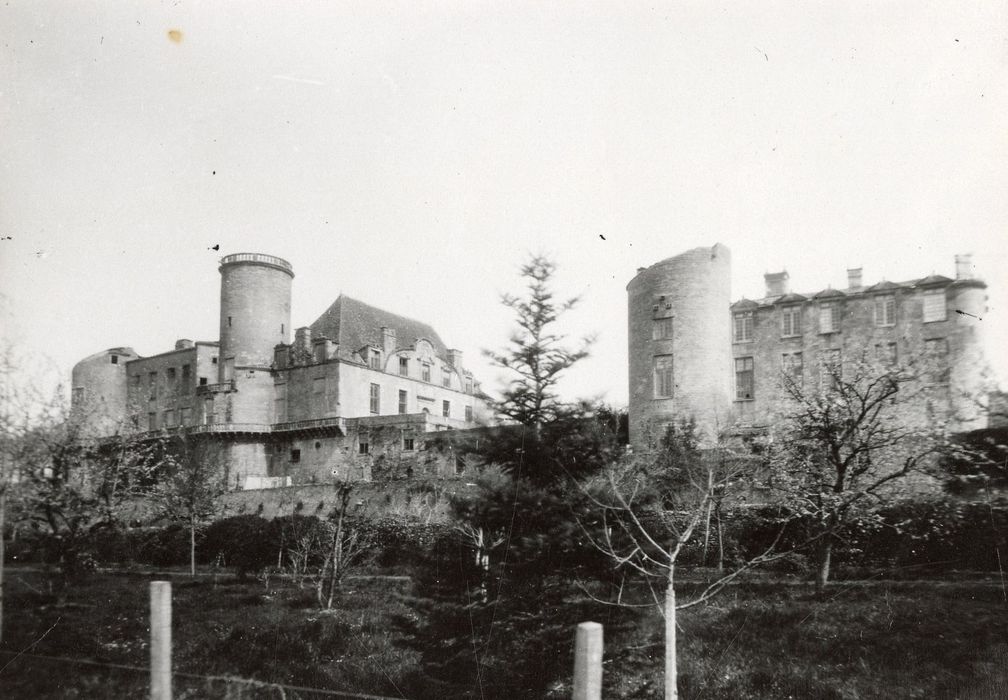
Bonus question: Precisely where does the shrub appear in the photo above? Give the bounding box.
[203,515,274,578]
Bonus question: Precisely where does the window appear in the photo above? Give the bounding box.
[442,369,451,388]
[166,367,176,381]
[821,349,842,391]
[819,303,839,333]
[398,390,408,415]
[421,363,431,382]
[199,377,208,386]
[180,407,192,425]
[369,349,381,370]
[733,312,753,342]
[925,338,949,383]
[782,352,803,388]
[923,290,947,323]
[132,374,141,387]
[148,412,157,431]
[164,409,176,428]
[358,441,369,455]
[290,449,301,463]
[465,405,474,422]
[399,357,409,376]
[110,355,118,365]
[735,357,754,400]
[402,435,415,451]
[876,342,898,368]
[653,354,674,398]
[653,317,674,340]
[874,295,896,327]
[369,383,380,414]
[315,343,327,363]
[149,372,158,398]
[72,386,84,404]
[781,306,802,337]
[442,400,451,418]
[182,364,191,382]
[211,356,218,365]
[202,398,213,425]
[313,377,325,395]
[274,384,287,422]
[465,376,473,394]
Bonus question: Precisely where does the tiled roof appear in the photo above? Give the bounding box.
[309,295,449,362]
[774,293,808,304]
[864,280,904,293]
[811,288,847,300]
[915,274,954,287]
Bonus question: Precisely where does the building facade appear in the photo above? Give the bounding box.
[71,253,491,488]
[628,245,989,451]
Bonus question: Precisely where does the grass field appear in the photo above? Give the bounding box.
[1,568,1006,698]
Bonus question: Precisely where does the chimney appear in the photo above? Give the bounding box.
[955,254,973,280]
[847,267,863,291]
[447,348,464,370]
[175,339,194,350]
[764,271,789,297]
[381,326,397,355]
[293,327,312,365]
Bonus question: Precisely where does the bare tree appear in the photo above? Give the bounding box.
[149,429,227,577]
[769,354,952,593]
[315,481,371,610]
[579,423,780,700]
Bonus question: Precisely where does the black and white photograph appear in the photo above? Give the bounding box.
[1,2,1006,698]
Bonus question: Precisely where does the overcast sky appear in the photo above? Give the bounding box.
[2,1,1006,406]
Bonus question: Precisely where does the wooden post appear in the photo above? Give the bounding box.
[572,621,603,700]
[150,581,172,700]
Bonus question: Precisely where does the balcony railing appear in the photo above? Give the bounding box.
[196,380,235,394]
[190,423,273,434]
[272,417,346,433]
[219,253,293,273]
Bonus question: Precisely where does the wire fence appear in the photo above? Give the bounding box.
[0,649,407,699]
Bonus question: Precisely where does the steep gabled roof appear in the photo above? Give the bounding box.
[730,298,759,310]
[309,295,449,362]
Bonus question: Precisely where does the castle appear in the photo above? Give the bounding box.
[628,245,990,451]
[71,253,490,488]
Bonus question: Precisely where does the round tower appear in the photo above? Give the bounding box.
[218,253,294,380]
[627,244,732,450]
[71,347,139,436]
[948,275,988,430]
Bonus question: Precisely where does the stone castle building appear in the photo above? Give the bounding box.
[71,253,491,488]
[628,244,989,450]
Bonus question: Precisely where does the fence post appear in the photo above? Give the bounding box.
[150,580,172,700]
[572,621,602,700]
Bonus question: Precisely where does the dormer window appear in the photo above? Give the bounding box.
[399,357,409,376]
[369,349,381,370]
[421,363,431,382]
